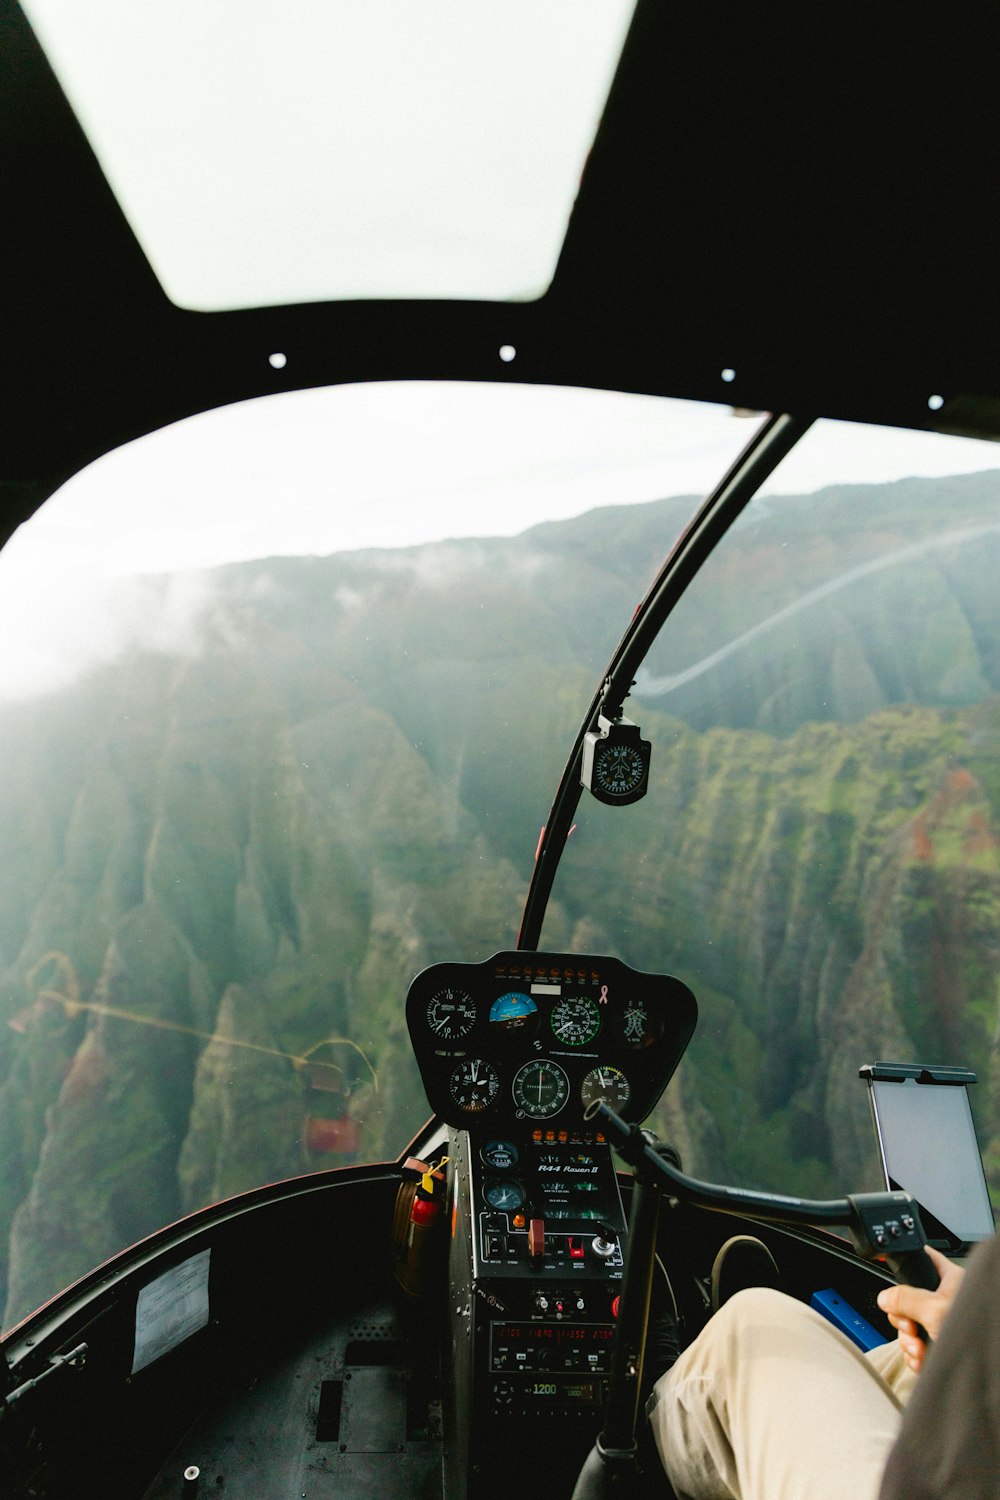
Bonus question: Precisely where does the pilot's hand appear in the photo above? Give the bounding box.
[876,1246,964,1374]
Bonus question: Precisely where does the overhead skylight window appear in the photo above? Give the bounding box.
[24,0,636,310]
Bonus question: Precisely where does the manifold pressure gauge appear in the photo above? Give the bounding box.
[581,712,651,806]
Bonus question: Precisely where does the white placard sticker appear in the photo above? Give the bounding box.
[132,1248,211,1374]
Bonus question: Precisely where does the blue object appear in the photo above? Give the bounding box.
[810,1288,889,1352]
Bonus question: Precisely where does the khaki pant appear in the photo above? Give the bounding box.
[646,1288,915,1500]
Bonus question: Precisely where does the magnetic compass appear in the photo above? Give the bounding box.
[581,712,651,806]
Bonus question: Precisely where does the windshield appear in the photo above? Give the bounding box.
[1,390,997,1331]
[543,423,1000,1204]
[0,383,758,1330]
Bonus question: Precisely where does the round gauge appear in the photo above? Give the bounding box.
[489,991,539,1034]
[480,1139,519,1170]
[512,1059,571,1120]
[448,1058,500,1113]
[550,995,602,1047]
[617,999,660,1049]
[483,1178,526,1211]
[593,740,648,799]
[580,1065,632,1112]
[426,986,477,1041]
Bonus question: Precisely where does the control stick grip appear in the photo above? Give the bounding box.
[885,1247,940,1292]
[885,1247,939,1346]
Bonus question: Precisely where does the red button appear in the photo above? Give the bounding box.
[611,1296,621,1319]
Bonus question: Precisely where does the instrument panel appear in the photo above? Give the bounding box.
[406,951,697,1128]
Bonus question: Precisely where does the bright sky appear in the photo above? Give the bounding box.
[0,382,997,703]
[23,0,635,307]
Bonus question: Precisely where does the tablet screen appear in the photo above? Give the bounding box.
[870,1079,995,1245]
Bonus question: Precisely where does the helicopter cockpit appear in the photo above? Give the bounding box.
[2,3,1000,1498]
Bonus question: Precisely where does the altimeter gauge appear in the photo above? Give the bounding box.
[550,995,602,1047]
[512,1059,570,1119]
[449,1058,500,1113]
[580,1065,631,1112]
[426,986,477,1041]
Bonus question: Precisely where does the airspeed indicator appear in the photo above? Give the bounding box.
[550,995,601,1046]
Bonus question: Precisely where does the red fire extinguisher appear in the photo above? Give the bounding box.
[391,1154,449,1298]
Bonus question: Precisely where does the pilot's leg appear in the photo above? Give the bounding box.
[646,1287,905,1500]
[865,1337,916,1405]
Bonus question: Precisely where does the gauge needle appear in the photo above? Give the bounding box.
[471,1061,480,1083]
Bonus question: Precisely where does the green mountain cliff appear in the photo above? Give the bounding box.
[1,472,998,1325]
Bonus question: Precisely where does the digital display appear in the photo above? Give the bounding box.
[870,1079,995,1244]
[526,1380,599,1404]
[492,1323,614,1345]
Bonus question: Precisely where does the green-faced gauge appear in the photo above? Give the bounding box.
[550,994,602,1046]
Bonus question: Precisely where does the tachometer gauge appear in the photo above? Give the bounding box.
[483,1178,526,1211]
[489,991,539,1034]
[426,986,477,1041]
[449,1058,500,1113]
[580,1066,631,1112]
[550,995,601,1047]
[512,1060,570,1119]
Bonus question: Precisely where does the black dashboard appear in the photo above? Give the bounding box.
[405,951,697,1130]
